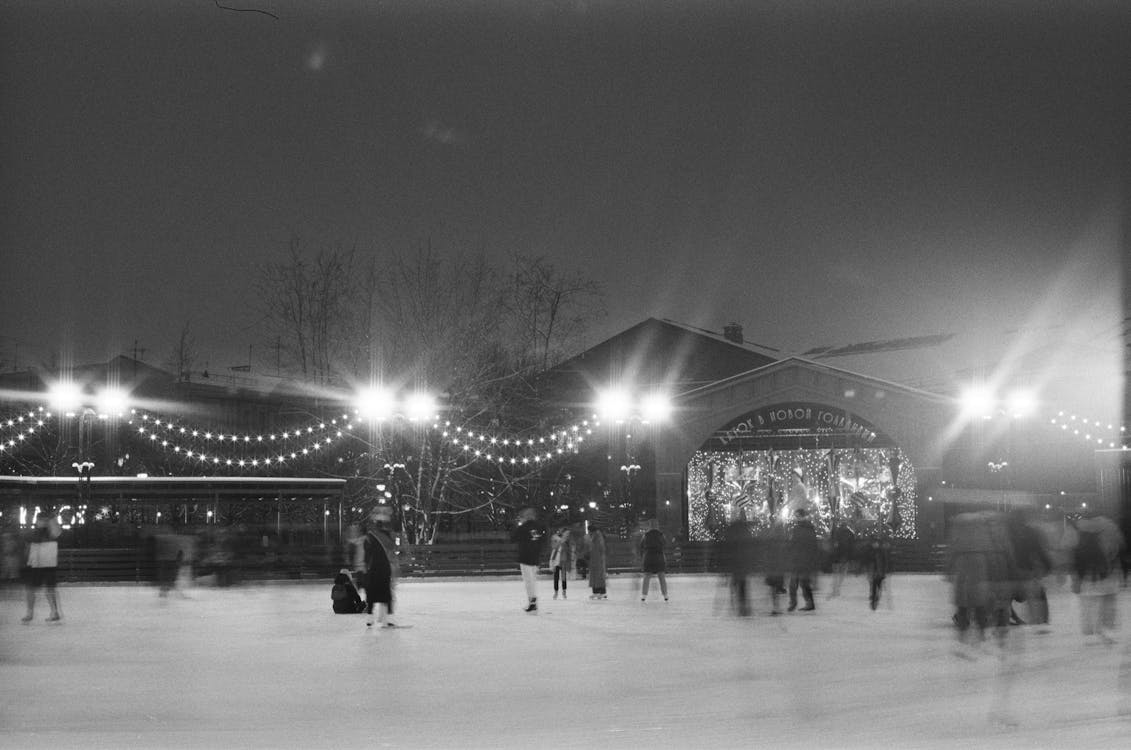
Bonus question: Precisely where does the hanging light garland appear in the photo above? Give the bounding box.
[433,418,599,467]
[0,407,53,455]
[1046,411,1128,450]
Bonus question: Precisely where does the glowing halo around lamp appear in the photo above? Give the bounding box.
[594,389,632,422]
[640,393,673,423]
[355,387,396,421]
[47,382,83,414]
[958,385,995,420]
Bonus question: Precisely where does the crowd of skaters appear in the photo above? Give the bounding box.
[7,499,1127,652]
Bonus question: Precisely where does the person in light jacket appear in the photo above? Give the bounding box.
[549,528,574,600]
[23,522,61,623]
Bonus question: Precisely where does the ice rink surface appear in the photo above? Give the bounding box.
[3,572,1130,749]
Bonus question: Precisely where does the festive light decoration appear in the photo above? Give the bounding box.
[0,407,51,454]
[1047,412,1128,450]
[687,446,918,542]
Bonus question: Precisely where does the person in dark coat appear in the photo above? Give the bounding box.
[587,524,608,599]
[331,568,366,614]
[787,508,820,612]
[363,508,399,627]
[721,515,756,615]
[864,523,893,611]
[511,507,548,612]
[761,522,788,615]
[1005,509,1052,626]
[639,519,669,602]
[947,511,1014,651]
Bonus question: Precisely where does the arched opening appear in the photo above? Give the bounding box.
[685,402,917,541]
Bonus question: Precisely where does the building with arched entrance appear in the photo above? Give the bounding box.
[540,317,1117,544]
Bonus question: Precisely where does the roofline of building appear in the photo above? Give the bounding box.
[675,355,953,404]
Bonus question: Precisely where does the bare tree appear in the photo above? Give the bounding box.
[256,237,359,383]
[164,321,199,381]
[499,253,606,373]
[256,236,608,543]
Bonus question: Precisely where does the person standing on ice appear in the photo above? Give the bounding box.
[864,523,893,611]
[512,507,548,612]
[1071,514,1124,645]
[787,508,819,612]
[548,527,573,600]
[22,516,62,623]
[721,514,754,614]
[639,518,669,602]
[363,507,399,628]
[827,520,857,598]
[587,523,608,599]
[761,521,788,615]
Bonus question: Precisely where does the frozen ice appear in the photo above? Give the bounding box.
[2,573,1129,748]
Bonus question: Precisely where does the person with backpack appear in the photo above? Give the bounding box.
[330,568,366,614]
[1071,515,1125,645]
[639,518,669,603]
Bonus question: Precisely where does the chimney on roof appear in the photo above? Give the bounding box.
[722,322,744,344]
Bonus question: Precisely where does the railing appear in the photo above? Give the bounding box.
[48,539,950,582]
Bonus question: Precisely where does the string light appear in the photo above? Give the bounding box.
[1047,411,1128,450]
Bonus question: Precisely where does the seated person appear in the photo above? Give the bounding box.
[330,569,366,614]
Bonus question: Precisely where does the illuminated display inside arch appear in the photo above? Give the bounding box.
[688,404,917,542]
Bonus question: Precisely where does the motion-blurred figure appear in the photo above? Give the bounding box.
[639,519,669,603]
[721,515,755,615]
[22,519,61,623]
[762,522,788,615]
[1005,509,1052,627]
[864,523,893,611]
[1071,514,1125,645]
[827,520,857,599]
[364,507,400,627]
[787,508,819,612]
[587,524,608,600]
[947,511,1013,654]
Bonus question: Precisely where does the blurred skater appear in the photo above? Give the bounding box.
[762,522,788,615]
[947,511,1014,655]
[639,519,669,603]
[364,507,400,627]
[787,509,819,612]
[549,527,573,600]
[1071,514,1125,645]
[721,515,755,614]
[587,524,608,600]
[827,521,857,599]
[512,507,547,612]
[1005,509,1052,627]
[864,523,893,611]
[22,520,61,623]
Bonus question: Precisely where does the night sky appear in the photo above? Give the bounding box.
[2,1,1127,397]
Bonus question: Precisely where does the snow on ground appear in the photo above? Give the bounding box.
[2,572,1130,749]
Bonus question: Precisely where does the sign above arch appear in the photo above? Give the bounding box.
[706,402,896,452]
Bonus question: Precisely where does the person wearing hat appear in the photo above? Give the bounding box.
[363,506,399,627]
